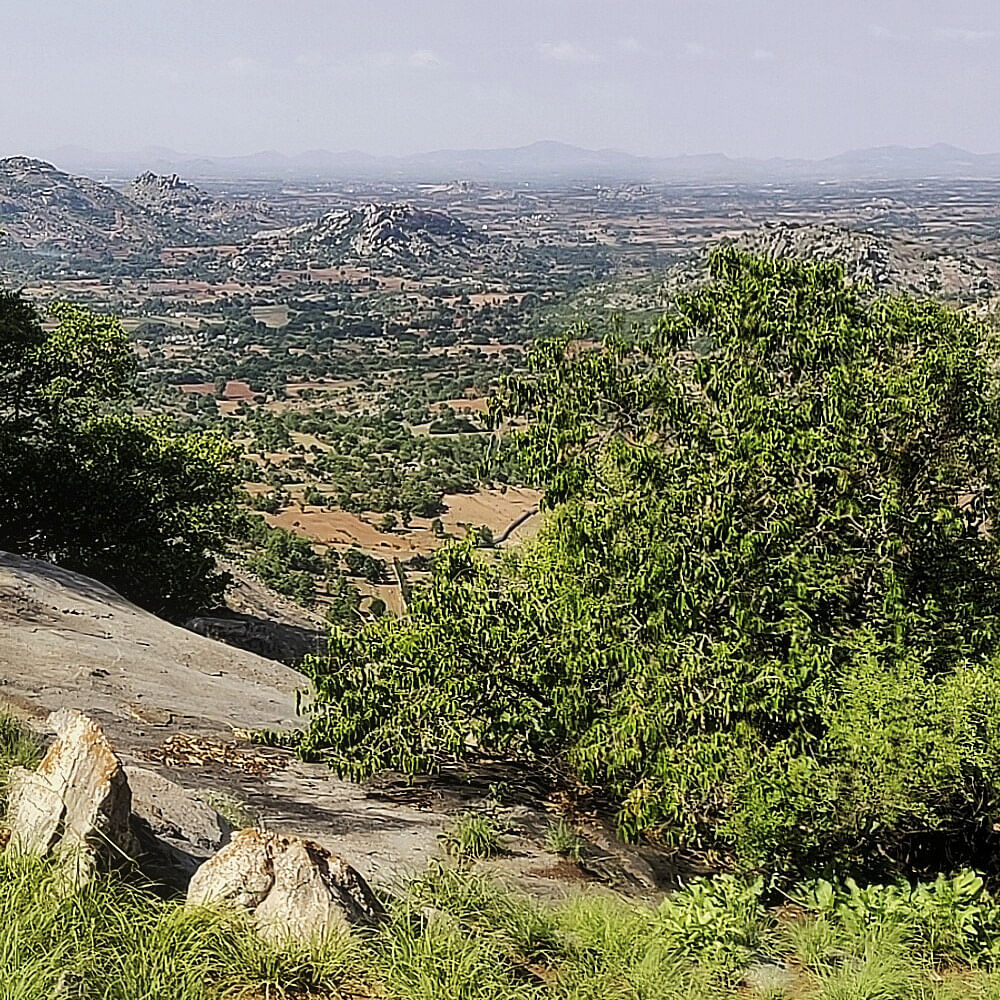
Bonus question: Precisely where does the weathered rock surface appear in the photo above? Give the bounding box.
[187,829,385,943]
[128,767,231,884]
[6,709,137,881]
[0,550,308,742]
[730,222,997,298]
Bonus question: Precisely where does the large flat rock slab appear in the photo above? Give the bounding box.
[0,551,308,739]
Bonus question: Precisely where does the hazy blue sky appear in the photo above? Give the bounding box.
[3,0,998,159]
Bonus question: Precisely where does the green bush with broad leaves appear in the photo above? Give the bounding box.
[300,249,1000,878]
[798,871,1000,964]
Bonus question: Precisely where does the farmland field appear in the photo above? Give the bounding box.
[11,169,1000,619]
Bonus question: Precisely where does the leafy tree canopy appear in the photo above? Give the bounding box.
[300,250,1000,878]
[0,292,241,616]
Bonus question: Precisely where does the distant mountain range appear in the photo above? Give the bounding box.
[33,141,1000,184]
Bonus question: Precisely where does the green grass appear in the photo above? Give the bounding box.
[4,713,1000,998]
[0,853,361,999]
[0,712,43,798]
[0,852,1000,998]
[195,790,260,831]
[439,809,508,860]
[544,819,583,862]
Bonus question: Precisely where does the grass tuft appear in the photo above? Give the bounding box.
[544,819,583,862]
[439,809,508,860]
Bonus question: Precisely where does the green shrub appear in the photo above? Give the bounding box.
[799,871,1000,965]
[653,875,769,975]
[299,251,1000,878]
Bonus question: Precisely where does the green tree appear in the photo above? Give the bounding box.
[325,569,361,625]
[0,294,241,617]
[299,251,1000,878]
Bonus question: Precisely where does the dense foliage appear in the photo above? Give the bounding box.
[0,293,241,616]
[301,250,1000,877]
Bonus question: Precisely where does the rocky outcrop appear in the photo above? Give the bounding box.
[230,202,489,274]
[0,158,271,270]
[728,222,996,298]
[185,613,324,666]
[4,709,235,888]
[6,709,137,883]
[129,767,231,884]
[125,172,212,212]
[187,829,385,943]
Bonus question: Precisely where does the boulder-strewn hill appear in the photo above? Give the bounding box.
[646,223,999,306]
[230,202,488,273]
[0,159,268,260]
[0,156,162,250]
[560,223,1000,327]
[728,222,997,299]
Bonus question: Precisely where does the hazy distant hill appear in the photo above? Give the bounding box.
[38,141,1000,183]
[0,158,269,259]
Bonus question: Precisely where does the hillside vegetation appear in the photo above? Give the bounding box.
[0,292,241,616]
[2,709,1000,1000]
[300,249,1000,879]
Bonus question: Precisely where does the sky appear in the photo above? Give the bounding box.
[2,0,998,160]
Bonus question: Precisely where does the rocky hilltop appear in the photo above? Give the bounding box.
[729,222,997,300]
[124,170,271,235]
[231,202,488,273]
[0,156,161,250]
[125,171,214,212]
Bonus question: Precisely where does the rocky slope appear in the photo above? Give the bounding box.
[124,170,271,236]
[0,551,664,895]
[230,202,489,273]
[0,549,304,737]
[647,222,999,306]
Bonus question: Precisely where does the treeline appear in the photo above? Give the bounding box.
[0,294,241,617]
[239,408,522,518]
